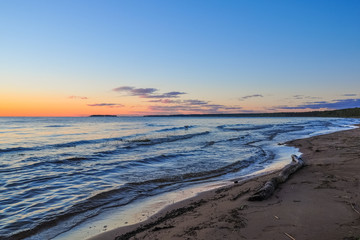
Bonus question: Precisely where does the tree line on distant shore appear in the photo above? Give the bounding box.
[144,107,360,118]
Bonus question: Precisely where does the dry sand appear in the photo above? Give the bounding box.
[91,127,360,240]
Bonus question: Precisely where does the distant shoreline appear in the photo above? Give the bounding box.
[144,107,360,118]
[89,115,118,117]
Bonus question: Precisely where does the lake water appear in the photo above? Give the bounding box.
[1,116,358,240]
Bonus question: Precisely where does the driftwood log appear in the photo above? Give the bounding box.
[248,154,304,201]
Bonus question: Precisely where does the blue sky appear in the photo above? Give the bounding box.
[1,0,360,116]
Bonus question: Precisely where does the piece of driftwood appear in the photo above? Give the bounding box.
[248,155,304,201]
[351,203,360,215]
[284,232,296,240]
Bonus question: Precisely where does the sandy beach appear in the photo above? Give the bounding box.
[91,126,360,240]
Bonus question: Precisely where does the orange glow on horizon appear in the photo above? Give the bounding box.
[0,91,329,117]
[1,100,319,117]
[0,95,143,117]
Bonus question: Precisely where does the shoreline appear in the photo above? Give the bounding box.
[91,126,360,240]
[89,171,283,240]
[55,161,290,240]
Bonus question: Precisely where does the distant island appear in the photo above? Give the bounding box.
[144,107,360,118]
[89,115,118,117]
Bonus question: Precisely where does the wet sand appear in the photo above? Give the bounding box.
[91,127,360,240]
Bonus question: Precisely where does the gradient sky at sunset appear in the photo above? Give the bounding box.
[1,0,360,116]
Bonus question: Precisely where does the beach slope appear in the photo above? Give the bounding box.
[92,127,360,240]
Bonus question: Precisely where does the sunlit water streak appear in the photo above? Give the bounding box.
[0,116,358,240]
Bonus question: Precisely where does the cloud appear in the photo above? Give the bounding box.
[87,103,124,108]
[276,98,360,110]
[292,95,321,100]
[342,94,357,97]
[69,96,88,100]
[183,99,209,105]
[148,105,204,113]
[148,105,244,114]
[113,86,186,98]
[131,88,158,96]
[147,91,186,98]
[148,101,243,114]
[161,99,179,104]
[112,85,244,114]
[293,95,303,99]
[113,86,157,97]
[239,94,263,101]
[148,99,181,104]
[148,99,208,105]
[113,86,135,92]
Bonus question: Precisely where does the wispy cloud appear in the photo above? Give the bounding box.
[239,94,263,101]
[113,86,186,99]
[147,99,208,105]
[342,94,357,97]
[276,98,360,110]
[69,96,88,100]
[292,95,318,100]
[87,103,124,108]
[113,86,157,97]
[292,95,304,100]
[147,91,187,99]
[148,101,243,114]
[147,99,181,104]
[148,105,242,114]
[183,99,209,105]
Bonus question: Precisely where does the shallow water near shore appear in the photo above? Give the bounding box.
[1,116,359,240]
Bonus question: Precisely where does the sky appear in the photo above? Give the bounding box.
[1,0,360,116]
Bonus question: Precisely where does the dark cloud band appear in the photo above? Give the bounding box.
[113,86,186,99]
[87,103,124,108]
[278,98,360,110]
[239,94,263,101]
